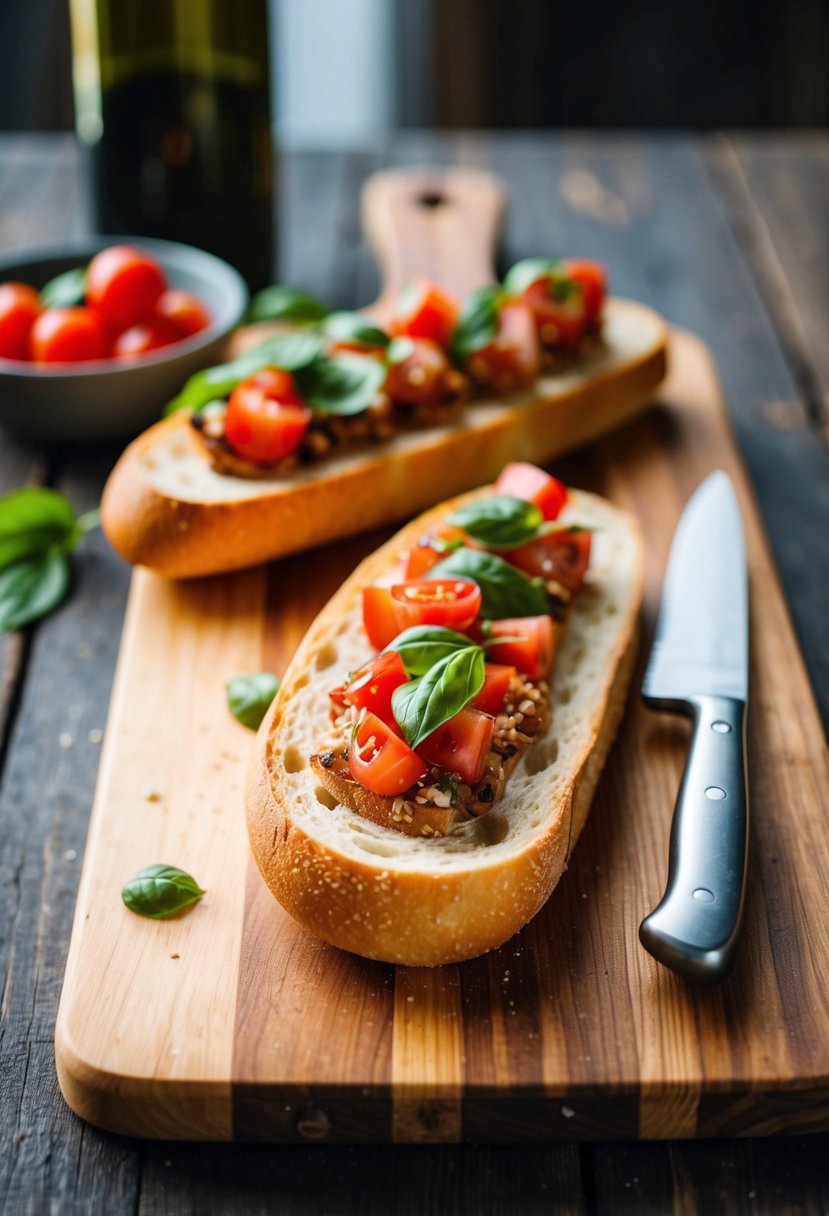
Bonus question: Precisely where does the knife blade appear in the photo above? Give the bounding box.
[639,470,749,981]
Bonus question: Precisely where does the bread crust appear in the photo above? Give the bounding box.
[245,485,644,966]
[101,299,666,578]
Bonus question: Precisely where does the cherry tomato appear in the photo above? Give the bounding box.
[0,282,41,360]
[483,616,557,680]
[154,289,211,337]
[563,259,606,325]
[494,463,568,521]
[385,338,452,406]
[471,663,516,715]
[349,711,427,796]
[417,706,495,786]
[86,245,166,332]
[362,585,402,651]
[404,525,470,579]
[30,307,108,363]
[505,528,592,595]
[391,279,459,350]
[521,273,588,351]
[113,318,181,358]
[390,578,482,634]
[467,301,540,390]
[224,369,311,464]
[336,652,409,728]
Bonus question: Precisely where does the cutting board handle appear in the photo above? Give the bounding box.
[362,167,506,321]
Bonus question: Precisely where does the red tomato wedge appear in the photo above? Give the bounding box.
[505,529,592,595]
[483,616,557,680]
[391,278,459,350]
[363,585,402,651]
[521,274,588,351]
[86,245,166,332]
[390,578,482,633]
[494,463,568,521]
[404,525,469,579]
[0,283,41,360]
[467,301,541,389]
[385,338,451,406]
[225,368,310,464]
[563,259,606,324]
[417,706,495,786]
[334,652,409,728]
[349,712,428,796]
[471,663,516,715]
[30,307,108,363]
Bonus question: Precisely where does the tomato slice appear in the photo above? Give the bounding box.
[471,663,516,715]
[225,368,310,464]
[349,711,428,796]
[484,616,557,680]
[363,585,402,650]
[390,578,481,633]
[563,259,606,325]
[385,338,451,406]
[467,301,541,389]
[30,307,108,363]
[404,525,469,579]
[336,651,409,728]
[521,273,588,351]
[417,706,495,786]
[494,463,568,521]
[505,529,592,595]
[0,282,41,360]
[86,245,166,332]
[154,289,211,337]
[391,279,459,350]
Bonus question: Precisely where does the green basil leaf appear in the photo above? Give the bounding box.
[502,258,561,297]
[165,332,324,415]
[225,671,280,730]
[392,645,486,750]
[384,625,475,677]
[121,863,206,920]
[449,285,501,364]
[294,351,386,416]
[0,487,79,567]
[447,495,543,549]
[386,336,415,366]
[39,266,87,309]
[247,284,328,324]
[0,552,70,631]
[429,548,549,619]
[323,311,390,349]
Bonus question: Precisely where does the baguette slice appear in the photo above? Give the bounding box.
[245,483,644,966]
[101,299,666,578]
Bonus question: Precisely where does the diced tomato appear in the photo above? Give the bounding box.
[521,272,588,351]
[224,368,310,464]
[29,307,108,363]
[505,528,592,595]
[483,616,557,680]
[391,279,459,350]
[390,578,481,633]
[404,525,469,578]
[466,301,540,390]
[349,711,428,796]
[362,585,402,650]
[154,288,211,337]
[494,463,568,521]
[113,318,181,357]
[471,663,516,715]
[563,259,606,325]
[385,338,451,406]
[417,706,495,786]
[0,282,41,360]
[86,245,166,332]
[336,652,409,728]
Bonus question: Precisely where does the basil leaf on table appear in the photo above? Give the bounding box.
[0,487,80,566]
[39,266,87,309]
[447,495,543,550]
[225,671,280,730]
[294,352,386,416]
[502,257,561,298]
[322,312,391,349]
[429,548,549,619]
[247,284,328,324]
[0,552,70,631]
[392,645,486,750]
[384,625,474,677]
[121,863,206,920]
[165,332,324,415]
[449,285,502,364]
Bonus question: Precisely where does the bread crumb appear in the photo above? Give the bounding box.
[88,728,104,745]
[59,733,73,751]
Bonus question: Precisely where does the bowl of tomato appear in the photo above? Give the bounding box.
[0,238,248,440]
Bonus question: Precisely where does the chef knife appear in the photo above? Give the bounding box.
[639,470,749,981]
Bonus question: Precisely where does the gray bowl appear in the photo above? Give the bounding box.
[0,237,248,441]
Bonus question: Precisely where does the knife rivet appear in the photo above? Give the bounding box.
[711,721,732,734]
[693,888,715,902]
[705,786,727,800]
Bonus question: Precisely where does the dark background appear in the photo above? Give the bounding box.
[3,0,829,132]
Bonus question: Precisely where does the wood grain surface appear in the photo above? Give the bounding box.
[55,327,829,1143]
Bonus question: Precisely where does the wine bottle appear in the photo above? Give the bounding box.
[69,0,275,289]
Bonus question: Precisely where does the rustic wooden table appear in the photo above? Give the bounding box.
[1,132,828,1214]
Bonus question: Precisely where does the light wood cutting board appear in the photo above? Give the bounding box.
[55,326,829,1142]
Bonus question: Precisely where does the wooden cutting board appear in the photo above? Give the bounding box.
[55,326,829,1143]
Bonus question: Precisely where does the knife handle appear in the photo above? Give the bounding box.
[639,694,749,981]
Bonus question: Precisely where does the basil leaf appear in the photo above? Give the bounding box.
[0,552,70,631]
[121,863,206,920]
[39,266,86,309]
[447,495,543,550]
[385,625,475,677]
[429,548,549,619]
[323,311,390,349]
[247,284,328,324]
[0,487,79,567]
[225,671,280,730]
[502,258,561,297]
[165,332,324,415]
[294,352,386,416]
[392,645,485,750]
[449,285,501,364]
